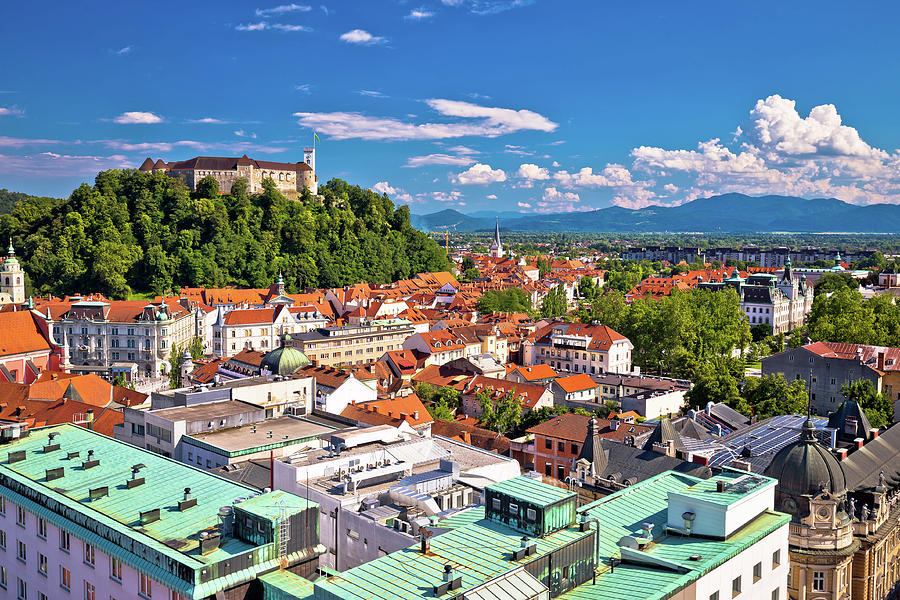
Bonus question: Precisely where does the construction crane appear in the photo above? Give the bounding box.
[430,230,450,254]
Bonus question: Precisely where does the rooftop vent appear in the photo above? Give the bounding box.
[89,486,108,501]
[433,564,462,596]
[82,450,99,470]
[139,508,160,525]
[8,450,26,464]
[45,467,64,481]
[512,536,538,560]
[179,487,197,511]
[127,464,146,488]
[43,432,61,453]
[199,530,221,554]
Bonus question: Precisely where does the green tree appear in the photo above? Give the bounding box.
[808,287,875,344]
[540,284,568,318]
[684,357,744,412]
[742,375,808,419]
[196,175,220,199]
[814,272,859,297]
[577,275,599,301]
[840,380,894,428]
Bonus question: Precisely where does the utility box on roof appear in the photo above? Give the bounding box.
[485,476,576,537]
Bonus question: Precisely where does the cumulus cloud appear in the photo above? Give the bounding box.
[112,111,163,124]
[340,29,386,44]
[535,187,587,213]
[234,129,257,138]
[405,9,434,19]
[294,99,556,141]
[452,163,506,185]
[256,3,311,16]
[517,201,531,208]
[487,194,498,199]
[371,181,415,204]
[516,163,550,183]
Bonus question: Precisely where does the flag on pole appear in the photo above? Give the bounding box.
[314,132,320,143]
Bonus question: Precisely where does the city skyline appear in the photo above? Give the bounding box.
[2,1,900,211]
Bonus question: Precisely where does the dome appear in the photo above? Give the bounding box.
[764,419,846,498]
[260,336,311,375]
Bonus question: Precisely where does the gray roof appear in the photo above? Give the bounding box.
[641,418,686,452]
[827,400,874,442]
[708,402,751,430]
[842,421,900,491]
[596,439,711,484]
[763,419,846,497]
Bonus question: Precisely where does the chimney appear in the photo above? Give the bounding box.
[878,351,885,371]
[413,411,419,421]
[835,448,848,460]
[716,480,726,492]
[870,428,879,438]
[692,454,709,466]
[610,419,620,431]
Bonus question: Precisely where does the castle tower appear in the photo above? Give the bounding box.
[1,240,25,305]
[303,147,316,173]
[490,217,504,259]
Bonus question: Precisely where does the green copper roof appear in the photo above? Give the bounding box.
[487,475,576,507]
[562,471,790,600]
[260,343,311,375]
[0,424,317,599]
[259,569,315,600]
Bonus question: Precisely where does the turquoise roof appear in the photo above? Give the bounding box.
[561,471,789,600]
[487,475,576,507]
[0,424,316,599]
[316,516,592,600]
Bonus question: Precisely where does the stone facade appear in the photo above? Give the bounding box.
[138,150,317,195]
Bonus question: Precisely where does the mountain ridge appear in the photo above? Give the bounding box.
[410,193,900,233]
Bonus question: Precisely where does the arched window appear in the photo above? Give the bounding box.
[3,277,8,285]
[15,277,20,285]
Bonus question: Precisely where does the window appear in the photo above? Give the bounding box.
[772,549,780,568]
[0,496,5,515]
[544,462,552,476]
[571,443,578,454]
[544,438,552,450]
[83,542,95,566]
[771,589,779,600]
[710,592,719,600]
[60,530,70,552]
[38,553,47,575]
[139,573,152,598]
[491,499,501,511]
[526,508,537,522]
[60,566,71,590]
[812,571,825,592]
[84,580,95,600]
[0,566,5,589]
[753,562,762,582]
[557,441,564,452]
[16,577,25,600]
[557,465,565,480]
[508,503,518,515]
[16,506,25,526]
[732,576,741,597]
[17,539,26,562]
[0,529,6,549]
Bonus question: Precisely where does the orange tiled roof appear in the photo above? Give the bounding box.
[0,312,51,357]
[555,373,597,393]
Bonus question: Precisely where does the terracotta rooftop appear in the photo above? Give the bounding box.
[555,373,597,393]
[0,312,51,357]
[527,413,652,443]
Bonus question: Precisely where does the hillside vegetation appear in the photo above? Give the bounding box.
[0,171,450,299]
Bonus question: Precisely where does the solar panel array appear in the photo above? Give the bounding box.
[713,414,834,470]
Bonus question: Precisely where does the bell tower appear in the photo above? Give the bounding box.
[1,240,25,305]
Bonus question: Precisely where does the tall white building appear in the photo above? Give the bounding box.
[0,242,25,306]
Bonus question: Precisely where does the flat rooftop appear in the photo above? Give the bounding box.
[150,399,261,422]
[184,416,336,455]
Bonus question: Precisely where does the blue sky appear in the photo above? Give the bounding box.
[2,1,900,213]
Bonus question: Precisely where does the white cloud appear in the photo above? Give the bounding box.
[234,130,257,139]
[188,117,227,124]
[405,153,476,168]
[504,144,533,156]
[535,187,587,213]
[0,152,131,177]
[236,21,268,31]
[405,9,434,19]
[453,163,506,185]
[440,0,532,15]
[340,29,386,44]
[0,107,24,118]
[517,201,531,208]
[256,4,311,16]
[236,21,310,31]
[294,99,556,141]
[294,84,313,94]
[487,194,498,199]
[357,90,387,98]
[114,46,132,55]
[112,111,163,124]
[516,163,550,181]
[0,136,60,148]
[430,190,464,203]
[371,181,415,204]
[551,160,560,167]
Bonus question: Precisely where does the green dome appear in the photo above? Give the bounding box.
[260,339,311,375]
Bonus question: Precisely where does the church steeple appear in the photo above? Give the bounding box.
[489,217,504,259]
[1,238,25,305]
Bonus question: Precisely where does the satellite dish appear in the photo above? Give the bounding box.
[617,535,640,549]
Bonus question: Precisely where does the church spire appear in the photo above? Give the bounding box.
[490,217,504,258]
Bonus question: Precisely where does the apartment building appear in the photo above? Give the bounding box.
[0,423,321,600]
[522,320,633,375]
[292,318,415,367]
[49,298,197,380]
[211,304,329,357]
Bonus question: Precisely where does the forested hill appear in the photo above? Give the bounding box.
[0,171,450,299]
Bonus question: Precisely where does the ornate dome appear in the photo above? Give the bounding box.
[764,419,846,498]
[260,336,311,375]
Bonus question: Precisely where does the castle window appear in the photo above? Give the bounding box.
[812,572,825,592]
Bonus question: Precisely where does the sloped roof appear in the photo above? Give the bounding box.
[0,312,51,357]
[842,422,900,490]
[555,373,597,393]
[527,413,651,443]
[641,418,686,452]
[528,321,627,351]
[153,156,312,172]
[463,375,548,410]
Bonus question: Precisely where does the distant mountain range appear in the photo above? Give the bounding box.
[410,193,900,233]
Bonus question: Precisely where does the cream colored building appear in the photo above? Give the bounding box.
[292,318,416,367]
[138,149,317,195]
[0,242,25,306]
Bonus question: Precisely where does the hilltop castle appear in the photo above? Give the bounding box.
[138,148,318,195]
